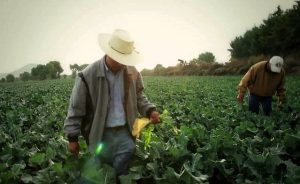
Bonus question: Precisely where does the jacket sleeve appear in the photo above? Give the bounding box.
[238,67,255,96]
[64,76,87,140]
[276,72,286,103]
[135,72,156,117]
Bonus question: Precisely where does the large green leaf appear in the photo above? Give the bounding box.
[29,153,46,166]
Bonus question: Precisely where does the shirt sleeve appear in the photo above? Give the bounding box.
[276,72,286,103]
[238,67,255,96]
[64,76,87,140]
[136,72,156,116]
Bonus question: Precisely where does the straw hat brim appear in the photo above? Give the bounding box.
[98,33,141,66]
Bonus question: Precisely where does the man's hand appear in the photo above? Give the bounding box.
[278,100,284,109]
[150,111,160,124]
[237,94,244,103]
[68,142,80,156]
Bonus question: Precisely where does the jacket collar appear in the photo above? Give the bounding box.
[96,56,106,77]
[96,55,134,77]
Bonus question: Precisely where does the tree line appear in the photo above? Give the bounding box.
[142,1,300,76]
[229,2,300,59]
[2,2,299,81]
[0,62,90,83]
[141,54,269,76]
[1,61,64,83]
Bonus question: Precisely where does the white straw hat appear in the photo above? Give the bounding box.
[269,56,284,73]
[98,29,141,66]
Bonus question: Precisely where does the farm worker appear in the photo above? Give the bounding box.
[237,56,286,116]
[64,29,160,182]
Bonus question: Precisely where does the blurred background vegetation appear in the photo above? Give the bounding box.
[141,2,300,76]
[1,2,300,83]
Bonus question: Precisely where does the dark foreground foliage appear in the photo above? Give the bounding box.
[0,76,299,183]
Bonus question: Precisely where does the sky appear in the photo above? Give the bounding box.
[0,0,297,74]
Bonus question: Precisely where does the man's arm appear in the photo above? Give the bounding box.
[64,76,88,143]
[237,67,255,102]
[135,72,157,117]
[276,73,286,104]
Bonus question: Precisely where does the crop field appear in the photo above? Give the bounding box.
[0,76,299,183]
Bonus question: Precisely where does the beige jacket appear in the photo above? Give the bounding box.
[238,61,286,102]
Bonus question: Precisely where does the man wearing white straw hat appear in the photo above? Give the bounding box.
[237,56,286,115]
[64,29,160,182]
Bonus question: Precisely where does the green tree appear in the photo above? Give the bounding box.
[20,72,30,81]
[6,74,15,82]
[70,64,89,78]
[229,2,300,60]
[154,64,165,75]
[31,61,63,80]
[197,52,216,63]
[0,78,5,82]
[31,65,47,80]
[46,61,63,79]
[70,64,79,78]
[189,58,198,65]
[178,59,188,66]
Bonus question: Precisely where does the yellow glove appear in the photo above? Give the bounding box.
[132,118,151,138]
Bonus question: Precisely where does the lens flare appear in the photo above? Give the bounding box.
[95,143,103,155]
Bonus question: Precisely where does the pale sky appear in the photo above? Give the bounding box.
[0,0,296,74]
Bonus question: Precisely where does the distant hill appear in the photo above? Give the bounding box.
[0,64,38,79]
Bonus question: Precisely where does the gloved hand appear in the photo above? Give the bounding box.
[236,94,244,103]
[132,118,150,138]
[68,142,80,156]
[150,111,160,124]
[277,100,284,110]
